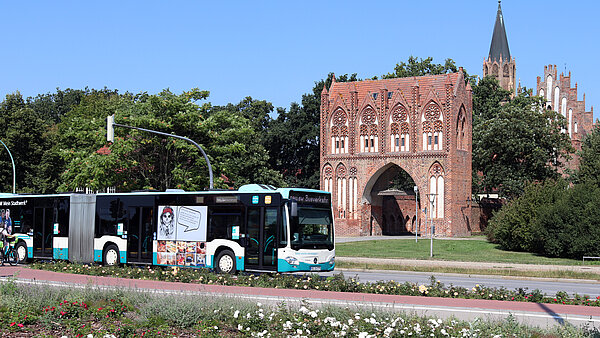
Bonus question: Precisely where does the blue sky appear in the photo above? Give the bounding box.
[1,1,598,120]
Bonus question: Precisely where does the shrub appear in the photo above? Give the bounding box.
[536,181,600,258]
[486,179,566,252]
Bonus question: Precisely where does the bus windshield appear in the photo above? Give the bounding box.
[290,207,333,250]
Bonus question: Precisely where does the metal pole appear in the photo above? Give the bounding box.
[0,139,16,194]
[414,185,418,242]
[430,214,433,257]
[113,123,214,189]
[423,207,427,253]
[426,193,437,258]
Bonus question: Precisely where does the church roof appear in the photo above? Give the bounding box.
[488,0,511,62]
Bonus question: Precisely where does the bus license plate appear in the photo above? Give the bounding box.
[310,266,321,271]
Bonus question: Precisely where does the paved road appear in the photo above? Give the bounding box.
[0,266,598,329]
[334,236,600,297]
[320,269,600,298]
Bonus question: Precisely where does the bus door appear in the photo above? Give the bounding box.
[127,206,153,263]
[245,207,278,271]
[33,206,54,258]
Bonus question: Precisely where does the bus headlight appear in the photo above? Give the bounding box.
[284,256,299,266]
[329,256,335,265]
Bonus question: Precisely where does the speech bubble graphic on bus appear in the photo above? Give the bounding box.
[177,207,202,232]
[174,206,208,242]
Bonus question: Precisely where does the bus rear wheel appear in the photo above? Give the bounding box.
[103,245,120,266]
[215,250,236,274]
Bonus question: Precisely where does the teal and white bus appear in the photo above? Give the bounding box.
[0,184,335,273]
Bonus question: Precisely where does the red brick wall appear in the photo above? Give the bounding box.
[321,72,472,237]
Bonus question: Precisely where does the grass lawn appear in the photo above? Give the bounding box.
[335,238,594,266]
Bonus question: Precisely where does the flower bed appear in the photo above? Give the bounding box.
[30,262,600,307]
[0,280,596,337]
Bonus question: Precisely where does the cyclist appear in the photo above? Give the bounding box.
[0,223,15,264]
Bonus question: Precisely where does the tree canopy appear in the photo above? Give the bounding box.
[383,56,458,79]
[575,124,600,186]
[471,77,573,199]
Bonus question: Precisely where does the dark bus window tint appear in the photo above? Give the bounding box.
[207,206,243,241]
[20,206,33,234]
[279,206,288,248]
[264,208,278,266]
[3,199,32,235]
[96,197,122,236]
[57,198,69,236]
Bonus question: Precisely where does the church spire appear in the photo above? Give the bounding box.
[488,0,511,62]
[483,0,516,96]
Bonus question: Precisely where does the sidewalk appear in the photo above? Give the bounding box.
[335,256,600,275]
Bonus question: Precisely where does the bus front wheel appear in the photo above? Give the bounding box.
[15,242,27,263]
[103,245,120,266]
[215,250,236,274]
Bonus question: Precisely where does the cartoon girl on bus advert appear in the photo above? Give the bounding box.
[158,206,175,240]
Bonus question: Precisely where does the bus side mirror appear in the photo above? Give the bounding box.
[290,200,298,218]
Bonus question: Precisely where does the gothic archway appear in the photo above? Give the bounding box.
[362,163,420,235]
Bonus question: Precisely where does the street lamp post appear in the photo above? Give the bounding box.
[0,139,16,194]
[414,185,418,242]
[426,193,437,258]
[107,115,214,189]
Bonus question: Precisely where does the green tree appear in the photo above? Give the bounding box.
[201,109,284,188]
[536,181,600,258]
[383,56,458,79]
[27,88,92,123]
[0,92,53,193]
[575,124,600,186]
[57,88,283,192]
[488,178,600,259]
[471,80,573,199]
[485,179,566,252]
[212,97,274,135]
[56,89,133,191]
[472,76,511,125]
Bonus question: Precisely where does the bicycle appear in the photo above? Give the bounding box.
[0,236,18,266]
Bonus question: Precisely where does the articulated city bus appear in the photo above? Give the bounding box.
[0,184,335,273]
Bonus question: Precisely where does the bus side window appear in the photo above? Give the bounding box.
[96,200,118,236]
[208,207,242,242]
[279,206,288,247]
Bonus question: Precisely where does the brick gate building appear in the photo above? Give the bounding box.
[320,71,473,237]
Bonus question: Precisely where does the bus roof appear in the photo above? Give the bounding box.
[0,184,330,200]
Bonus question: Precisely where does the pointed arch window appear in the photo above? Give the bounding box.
[422,102,444,151]
[330,109,348,154]
[390,105,410,152]
[359,107,378,153]
[348,167,358,219]
[429,163,444,219]
[568,109,573,138]
[456,106,467,150]
[322,165,333,194]
[546,75,553,106]
[554,87,560,114]
[336,165,347,219]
